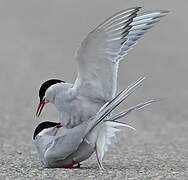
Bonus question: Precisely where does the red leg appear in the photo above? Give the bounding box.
[61,160,76,169]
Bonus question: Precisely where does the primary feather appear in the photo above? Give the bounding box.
[73,8,168,103]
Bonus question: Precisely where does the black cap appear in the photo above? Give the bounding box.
[33,121,61,140]
[39,79,65,102]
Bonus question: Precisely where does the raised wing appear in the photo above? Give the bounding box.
[73,7,168,102]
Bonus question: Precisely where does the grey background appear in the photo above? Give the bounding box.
[0,0,187,179]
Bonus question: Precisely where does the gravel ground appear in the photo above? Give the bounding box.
[0,1,188,179]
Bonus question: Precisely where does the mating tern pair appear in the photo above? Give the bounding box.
[34,77,157,169]
[34,7,168,169]
[36,7,168,128]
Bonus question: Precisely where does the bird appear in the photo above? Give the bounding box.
[36,7,168,128]
[34,77,157,169]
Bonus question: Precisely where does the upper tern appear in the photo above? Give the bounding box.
[36,7,168,128]
[34,77,157,169]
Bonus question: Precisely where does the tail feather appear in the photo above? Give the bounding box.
[108,99,158,121]
[95,98,158,170]
[88,76,146,133]
[96,121,135,170]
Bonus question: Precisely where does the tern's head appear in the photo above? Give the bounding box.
[33,121,62,140]
[36,79,64,117]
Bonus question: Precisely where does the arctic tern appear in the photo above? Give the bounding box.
[34,77,157,169]
[36,7,168,128]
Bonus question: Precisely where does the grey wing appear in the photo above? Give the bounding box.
[44,124,87,164]
[72,8,168,102]
[72,7,140,102]
[115,10,169,62]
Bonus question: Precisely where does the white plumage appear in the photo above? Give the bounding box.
[36,7,168,128]
[34,77,157,169]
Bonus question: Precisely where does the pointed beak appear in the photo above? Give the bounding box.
[36,99,46,117]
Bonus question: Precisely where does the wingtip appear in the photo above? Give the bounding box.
[160,10,170,14]
[141,76,146,80]
[145,98,161,104]
[150,98,163,103]
[125,7,142,13]
[134,7,142,13]
[150,98,160,103]
[131,126,137,131]
[135,7,142,10]
[137,76,146,83]
[129,6,142,10]
[158,10,170,17]
[154,10,169,19]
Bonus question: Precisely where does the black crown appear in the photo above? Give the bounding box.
[39,79,65,102]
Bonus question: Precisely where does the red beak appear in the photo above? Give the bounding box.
[36,99,46,117]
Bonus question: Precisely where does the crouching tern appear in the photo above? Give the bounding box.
[36,7,168,128]
[34,77,157,169]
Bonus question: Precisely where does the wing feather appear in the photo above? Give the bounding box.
[73,8,168,102]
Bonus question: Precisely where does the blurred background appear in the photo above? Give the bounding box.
[0,0,187,178]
